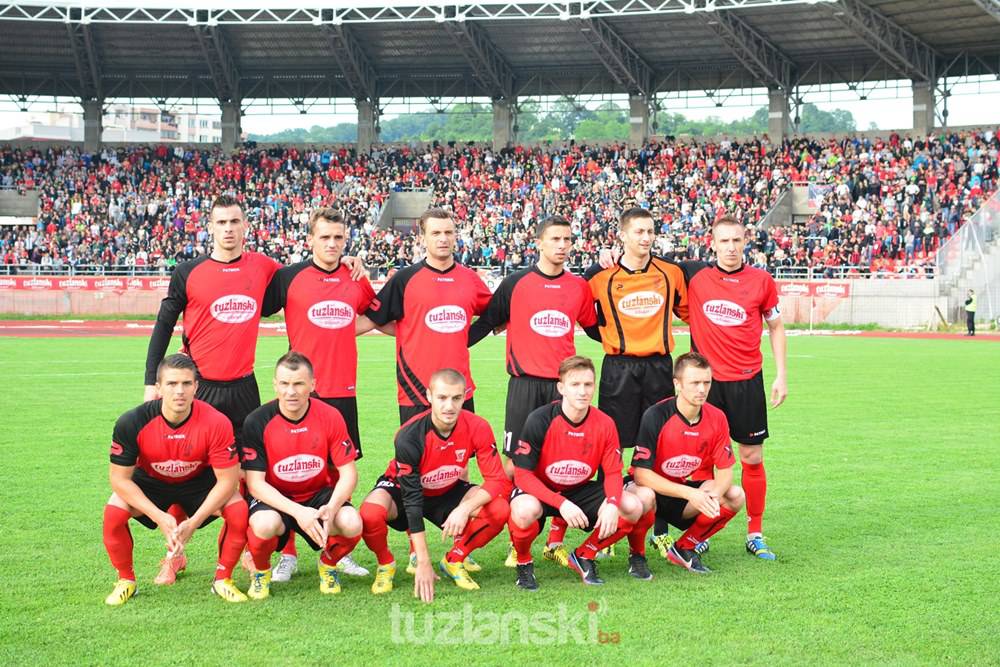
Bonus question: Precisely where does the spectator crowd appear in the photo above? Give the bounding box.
[1,128,996,278]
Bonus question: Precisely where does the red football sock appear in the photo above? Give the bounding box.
[167,504,188,525]
[741,461,767,535]
[676,505,738,550]
[627,509,656,556]
[246,527,279,571]
[508,518,541,565]
[575,516,635,560]
[360,502,395,566]
[215,501,249,581]
[546,516,568,546]
[281,535,298,557]
[103,505,135,581]
[447,497,509,563]
[321,533,362,566]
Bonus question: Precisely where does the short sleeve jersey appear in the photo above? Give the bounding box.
[144,252,281,384]
[241,398,357,502]
[630,398,734,483]
[264,261,376,398]
[510,402,622,491]
[110,399,237,484]
[387,410,506,533]
[683,262,780,381]
[367,261,491,406]
[585,256,688,357]
[472,266,596,379]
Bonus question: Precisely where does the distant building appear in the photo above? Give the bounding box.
[0,104,223,143]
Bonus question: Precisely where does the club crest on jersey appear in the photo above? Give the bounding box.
[545,460,593,486]
[308,300,354,329]
[425,305,467,333]
[210,294,258,324]
[273,454,325,482]
[455,449,467,463]
[530,310,572,337]
[661,454,702,478]
[617,291,664,318]
[151,460,200,478]
[421,465,464,490]
[702,299,747,326]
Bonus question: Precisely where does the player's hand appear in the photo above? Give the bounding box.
[770,375,788,408]
[594,503,620,540]
[559,500,589,530]
[598,248,620,269]
[688,489,720,518]
[440,505,470,538]
[173,518,198,549]
[295,507,328,546]
[143,385,160,402]
[156,511,181,553]
[341,256,367,281]
[413,560,439,604]
[492,323,508,335]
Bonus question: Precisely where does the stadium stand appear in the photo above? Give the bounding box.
[1,128,996,278]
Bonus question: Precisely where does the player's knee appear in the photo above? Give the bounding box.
[106,493,131,511]
[509,496,542,527]
[337,506,363,538]
[725,485,746,510]
[249,511,283,537]
[619,492,643,522]
[362,488,393,511]
[631,485,655,513]
[739,446,763,465]
[483,495,511,523]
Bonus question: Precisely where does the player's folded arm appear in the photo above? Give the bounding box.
[599,426,624,506]
[143,267,189,385]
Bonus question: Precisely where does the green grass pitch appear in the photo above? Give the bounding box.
[0,333,998,666]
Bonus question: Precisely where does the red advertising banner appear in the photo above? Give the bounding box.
[0,276,172,291]
[777,281,851,297]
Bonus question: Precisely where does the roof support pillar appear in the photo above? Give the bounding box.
[83,98,102,153]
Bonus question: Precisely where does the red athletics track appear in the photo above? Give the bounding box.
[0,320,998,340]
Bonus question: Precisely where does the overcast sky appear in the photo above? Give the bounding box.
[2,77,997,136]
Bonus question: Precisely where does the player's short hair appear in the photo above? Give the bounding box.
[535,215,571,240]
[673,352,712,379]
[712,214,744,231]
[418,208,454,234]
[308,207,345,235]
[620,207,654,230]
[210,193,243,217]
[156,353,199,382]
[558,355,595,380]
[275,351,314,377]
[429,368,466,388]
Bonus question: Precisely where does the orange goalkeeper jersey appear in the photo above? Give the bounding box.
[585,256,688,357]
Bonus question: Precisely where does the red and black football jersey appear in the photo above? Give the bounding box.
[241,398,357,502]
[682,262,780,382]
[110,399,237,484]
[468,266,596,379]
[630,397,734,484]
[367,260,491,407]
[264,261,376,398]
[510,402,623,511]
[386,410,506,534]
[144,252,281,384]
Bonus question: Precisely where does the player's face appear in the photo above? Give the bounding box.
[538,224,573,267]
[274,364,315,415]
[156,368,198,415]
[421,217,457,262]
[427,379,465,428]
[712,223,747,271]
[309,219,347,268]
[210,205,248,253]
[621,216,655,259]
[558,368,596,411]
[673,365,712,408]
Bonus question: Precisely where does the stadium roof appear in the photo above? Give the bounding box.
[1,0,998,106]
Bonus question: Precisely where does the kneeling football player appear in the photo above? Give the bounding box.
[102,354,249,605]
[507,355,645,590]
[628,352,745,574]
[359,368,510,603]
[241,352,362,599]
